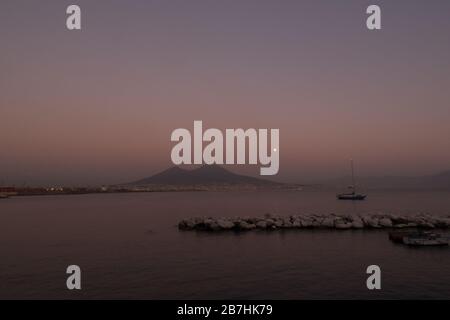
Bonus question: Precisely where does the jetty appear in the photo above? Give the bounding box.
[178,213,450,232]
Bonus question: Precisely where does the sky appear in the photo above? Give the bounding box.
[1,0,450,186]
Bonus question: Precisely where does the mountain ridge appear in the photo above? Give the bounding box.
[128,165,282,186]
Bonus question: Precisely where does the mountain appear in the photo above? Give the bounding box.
[327,170,450,190]
[128,165,282,187]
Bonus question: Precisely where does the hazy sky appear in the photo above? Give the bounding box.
[1,0,450,185]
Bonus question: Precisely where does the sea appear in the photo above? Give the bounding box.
[1,190,449,299]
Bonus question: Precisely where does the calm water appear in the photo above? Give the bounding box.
[1,190,450,299]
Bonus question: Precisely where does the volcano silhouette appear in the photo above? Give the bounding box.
[129,165,280,186]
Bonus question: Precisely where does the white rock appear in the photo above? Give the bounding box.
[335,221,352,229]
[393,224,408,229]
[368,218,380,228]
[292,220,302,228]
[301,219,313,228]
[256,221,267,229]
[352,220,364,229]
[406,222,418,227]
[209,222,220,231]
[217,220,234,229]
[419,222,435,229]
[238,221,252,230]
[379,218,393,228]
[322,218,335,228]
[283,221,293,228]
[311,221,321,228]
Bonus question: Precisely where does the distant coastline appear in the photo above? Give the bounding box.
[0,184,303,198]
[2,165,450,198]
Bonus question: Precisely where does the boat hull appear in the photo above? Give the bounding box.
[402,232,449,246]
[403,238,448,246]
[337,194,366,200]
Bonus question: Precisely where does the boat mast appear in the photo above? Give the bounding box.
[350,159,355,193]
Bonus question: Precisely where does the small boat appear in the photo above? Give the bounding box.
[337,193,366,200]
[337,159,366,201]
[403,233,448,247]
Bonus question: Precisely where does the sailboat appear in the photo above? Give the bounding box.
[337,159,367,200]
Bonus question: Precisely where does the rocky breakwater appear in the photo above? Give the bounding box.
[178,213,450,232]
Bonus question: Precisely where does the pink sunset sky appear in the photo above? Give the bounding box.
[1,0,450,185]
